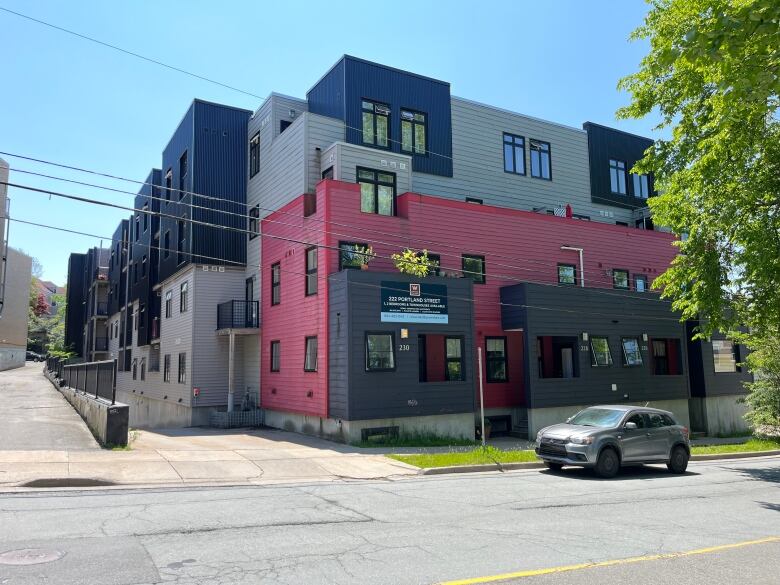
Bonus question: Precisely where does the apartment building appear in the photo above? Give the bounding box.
[65,56,749,435]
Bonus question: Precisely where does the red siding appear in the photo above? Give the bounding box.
[262,179,678,415]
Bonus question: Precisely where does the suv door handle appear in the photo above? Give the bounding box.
[646,433,652,437]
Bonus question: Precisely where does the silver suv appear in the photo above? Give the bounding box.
[535,405,691,478]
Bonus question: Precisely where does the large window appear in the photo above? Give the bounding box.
[612,269,629,290]
[712,340,737,373]
[142,203,148,232]
[401,109,427,154]
[180,281,188,313]
[141,255,147,278]
[621,337,643,366]
[165,290,172,318]
[132,358,137,380]
[537,336,579,378]
[177,218,185,265]
[486,337,508,382]
[271,263,281,305]
[503,133,525,175]
[140,358,146,381]
[558,264,577,285]
[632,172,649,198]
[590,336,613,367]
[270,341,280,372]
[609,159,627,194]
[361,100,390,148]
[358,168,395,216]
[366,332,395,371]
[651,338,682,375]
[530,139,551,180]
[165,169,172,202]
[179,151,188,199]
[462,254,486,284]
[178,352,186,384]
[163,230,170,259]
[635,275,648,292]
[445,337,465,381]
[426,253,441,276]
[304,336,318,372]
[339,241,368,270]
[305,247,318,296]
[248,205,259,240]
[163,354,171,382]
[249,132,260,178]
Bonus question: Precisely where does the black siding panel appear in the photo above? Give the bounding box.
[65,253,86,355]
[307,58,345,121]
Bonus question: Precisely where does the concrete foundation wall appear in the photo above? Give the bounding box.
[0,347,25,371]
[117,389,217,429]
[263,409,475,444]
[701,395,750,436]
[527,398,692,438]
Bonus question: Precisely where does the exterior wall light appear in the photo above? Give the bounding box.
[582,332,589,341]
[642,333,648,342]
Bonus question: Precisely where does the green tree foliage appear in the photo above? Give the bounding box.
[391,248,436,277]
[742,333,780,427]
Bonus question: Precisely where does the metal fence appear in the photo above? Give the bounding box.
[217,300,260,330]
[46,356,117,404]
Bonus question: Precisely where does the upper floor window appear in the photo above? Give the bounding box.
[401,109,426,155]
[357,168,395,216]
[612,269,630,290]
[530,139,551,180]
[249,133,260,178]
[248,205,260,240]
[558,264,577,285]
[270,340,280,372]
[339,241,369,270]
[142,204,149,232]
[271,262,281,305]
[633,172,650,198]
[134,216,140,241]
[280,120,292,134]
[165,169,172,202]
[361,100,390,148]
[610,159,627,194]
[426,253,441,276]
[177,219,186,265]
[503,133,525,175]
[462,254,486,284]
[179,151,188,199]
[180,281,188,312]
[141,255,147,278]
[635,274,648,292]
[590,336,613,367]
[165,290,172,318]
[712,340,738,373]
[305,247,318,296]
[163,230,170,259]
[304,336,318,372]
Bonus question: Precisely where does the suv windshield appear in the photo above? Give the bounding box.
[569,408,625,428]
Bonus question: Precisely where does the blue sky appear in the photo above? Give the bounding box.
[0,0,658,284]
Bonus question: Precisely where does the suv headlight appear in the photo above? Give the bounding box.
[569,435,594,445]
[536,431,544,443]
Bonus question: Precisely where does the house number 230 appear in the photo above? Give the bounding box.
[399,344,411,352]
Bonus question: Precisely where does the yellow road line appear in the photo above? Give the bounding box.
[438,536,780,585]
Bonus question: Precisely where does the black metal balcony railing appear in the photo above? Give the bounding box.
[94,337,108,351]
[217,300,259,330]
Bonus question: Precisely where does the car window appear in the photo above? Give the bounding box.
[662,414,676,426]
[626,413,645,428]
[646,413,665,428]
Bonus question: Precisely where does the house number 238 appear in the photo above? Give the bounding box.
[399,344,411,352]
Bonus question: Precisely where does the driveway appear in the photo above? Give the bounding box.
[0,362,98,450]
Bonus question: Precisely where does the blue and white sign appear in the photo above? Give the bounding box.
[380,281,448,324]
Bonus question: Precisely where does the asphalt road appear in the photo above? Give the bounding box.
[0,363,98,451]
[0,456,778,584]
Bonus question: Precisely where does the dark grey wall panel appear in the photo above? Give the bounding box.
[687,321,751,397]
[65,253,86,355]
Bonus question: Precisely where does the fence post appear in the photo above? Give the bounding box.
[112,358,117,405]
[94,364,99,400]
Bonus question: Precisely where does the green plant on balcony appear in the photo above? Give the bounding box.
[391,248,436,277]
[352,245,376,269]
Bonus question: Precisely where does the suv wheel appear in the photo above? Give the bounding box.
[544,462,563,471]
[667,445,689,474]
[595,447,620,478]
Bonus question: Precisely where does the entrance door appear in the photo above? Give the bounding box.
[561,347,574,378]
[245,277,255,327]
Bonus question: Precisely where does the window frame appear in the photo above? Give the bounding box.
[176,218,186,265]
[445,336,465,381]
[609,159,627,195]
[338,241,369,271]
[164,290,172,318]
[177,352,186,384]
[485,336,508,383]
[635,274,648,292]
[400,108,427,155]
[305,247,318,296]
[270,262,281,305]
[142,203,149,232]
[365,331,396,372]
[361,99,391,149]
[163,230,170,259]
[248,205,260,240]
[621,337,644,367]
[357,167,396,216]
[140,357,146,381]
[163,354,171,383]
[462,254,486,284]
[249,132,260,178]
[529,139,552,180]
[503,133,526,175]
[180,281,188,313]
[557,263,577,286]
[612,268,630,290]
[178,151,188,200]
[632,172,650,199]
[590,336,614,367]
[712,339,738,374]
[426,253,441,276]
[270,340,280,372]
[164,169,172,202]
[304,336,318,372]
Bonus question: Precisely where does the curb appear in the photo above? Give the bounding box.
[415,451,780,475]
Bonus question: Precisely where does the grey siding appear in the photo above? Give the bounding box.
[321,142,412,195]
[327,275,350,419]
[501,283,690,409]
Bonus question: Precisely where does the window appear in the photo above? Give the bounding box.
[616,221,629,227]
[249,132,260,178]
[177,218,185,264]
[612,269,629,290]
[133,262,138,284]
[635,275,648,292]
[270,341,280,372]
[165,169,172,202]
[357,168,395,216]
[179,151,188,199]
[339,241,368,270]
[590,337,613,367]
[366,332,395,371]
[139,303,146,331]
[445,337,465,381]
[141,255,147,278]
[165,290,172,318]
[361,100,390,148]
[462,255,486,284]
[536,336,580,378]
[140,358,146,381]
[558,264,577,285]
[163,230,170,259]
[465,197,483,204]
[651,338,682,375]
[632,172,650,198]
[609,159,627,194]
[305,247,318,296]
[321,167,334,180]
[280,120,292,134]
[621,337,643,366]
[149,347,160,372]
[401,109,426,154]
[503,133,525,175]
[163,354,171,382]
[304,336,318,372]
[178,352,186,383]
[132,358,137,380]
[426,253,441,276]
[134,215,140,241]
[530,139,551,180]
[486,337,508,382]
[248,205,259,240]
[180,281,188,313]
[713,340,737,373]
[271,263,281,305]
[142,204,149,232]
[625,413,645,428]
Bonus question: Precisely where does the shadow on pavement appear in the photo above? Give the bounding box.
[539,464,700,481]
[738,465,780,484]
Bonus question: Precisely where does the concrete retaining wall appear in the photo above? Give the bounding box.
[117,389,218,429]
[701,395,750,436]
[0,347,25,371]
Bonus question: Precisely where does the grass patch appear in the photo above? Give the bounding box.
[354,433,477,448]
[388,446,537,468]
[691,438,780,455]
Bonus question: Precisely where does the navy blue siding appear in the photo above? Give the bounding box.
[308,56,453,177]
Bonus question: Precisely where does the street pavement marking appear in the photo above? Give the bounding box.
[438,536,780,585]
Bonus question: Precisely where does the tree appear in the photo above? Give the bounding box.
[32,290,49,317]
[741,332,780,428]
[391,248,436,277]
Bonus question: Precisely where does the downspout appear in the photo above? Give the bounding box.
[560,246,585,287]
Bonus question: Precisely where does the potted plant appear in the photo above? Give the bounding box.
[390,248,436,277]
[353,245,376,270]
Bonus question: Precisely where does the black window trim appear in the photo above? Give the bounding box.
[361,99,391,150]
[180,281,188,313]
[462,254,486,284]
[445,335,466,381]
[503,132,526,176]
[365,331,396,372]
[612,268,630,290]
[270,340,280,372]
[249,132,260,178]
[590,335,614,367]
[557,263,577,286]
[634,274,648,292]
[621,336,644,367]
[485,336,508,383]
[357,166,396,216]
[177,351,186,384]
[529,138,552,181]
[400,107,428,156]
[271,262,281,306]
[305,247,318,296]
[303,336,318,372]
[609,158,628,195]
[248,205,260,241]
[338,241,369,271]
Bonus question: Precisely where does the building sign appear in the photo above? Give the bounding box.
[380,281,448,324]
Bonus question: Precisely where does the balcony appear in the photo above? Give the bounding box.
[217,300,259,333]
[95,302,108,317]
[94,337,108,352]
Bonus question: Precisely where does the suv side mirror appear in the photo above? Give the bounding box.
[624,422,638,430]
